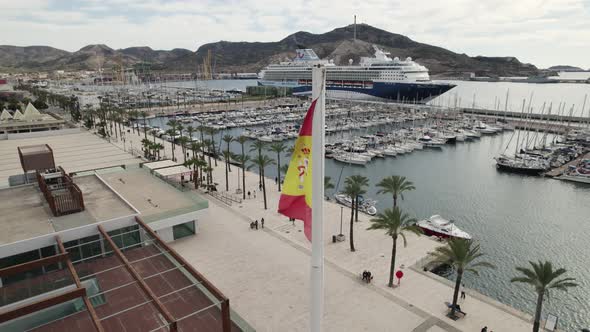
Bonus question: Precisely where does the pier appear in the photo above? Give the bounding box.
[544,151,590,177]
[460,107,590,124]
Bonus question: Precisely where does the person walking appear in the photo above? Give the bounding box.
[460,283,466,300]
[254,220,259,230]
[259,183,263,191]
[261,218,265,228]
[481,327,488,332]
[253,190,256,198]
[247,191,251,199]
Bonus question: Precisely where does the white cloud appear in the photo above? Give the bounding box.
[0,0,588,68]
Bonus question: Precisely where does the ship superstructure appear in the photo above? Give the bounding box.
[258,46,455,103]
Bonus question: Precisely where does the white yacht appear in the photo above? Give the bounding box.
[416,215,471,240]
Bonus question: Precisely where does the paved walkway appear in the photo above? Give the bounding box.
[109,126,535,331]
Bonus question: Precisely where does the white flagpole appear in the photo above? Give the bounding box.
[311,64,326,332]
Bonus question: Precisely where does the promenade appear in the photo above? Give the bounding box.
[107,126,536,331]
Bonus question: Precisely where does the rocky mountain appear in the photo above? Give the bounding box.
[0,24,538,77]
[0,45,70,70]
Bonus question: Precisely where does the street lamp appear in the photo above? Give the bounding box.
[339,206,344,236]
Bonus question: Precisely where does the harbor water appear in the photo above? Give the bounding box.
[145,80,590,330]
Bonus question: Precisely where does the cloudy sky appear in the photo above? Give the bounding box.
[1,0,589,69]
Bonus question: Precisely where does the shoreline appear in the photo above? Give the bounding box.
[100,124,540,331]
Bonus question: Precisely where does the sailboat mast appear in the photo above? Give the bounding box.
[515,99,525,156]
[542,102,552,148]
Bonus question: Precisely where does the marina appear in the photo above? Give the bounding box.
[130,93,590,330]
[3,4,590,331]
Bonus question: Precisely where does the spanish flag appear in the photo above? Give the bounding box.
[278,99,317,241]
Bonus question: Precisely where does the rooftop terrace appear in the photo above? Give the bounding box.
[0,131,139,187]
[0,175,136,245]
[0,218,241,332]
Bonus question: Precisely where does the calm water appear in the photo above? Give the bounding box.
[147,79,590,330]
[147,111,590,330]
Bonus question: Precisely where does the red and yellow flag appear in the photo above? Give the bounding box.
[278,99,317,241]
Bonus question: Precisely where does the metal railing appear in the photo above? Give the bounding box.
[36,167,84,217]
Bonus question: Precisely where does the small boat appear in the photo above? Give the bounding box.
[334,193,378,216]
[557,163,590,184]
[416,215,471,239]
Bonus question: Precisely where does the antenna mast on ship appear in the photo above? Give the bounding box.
[353,15,357,41]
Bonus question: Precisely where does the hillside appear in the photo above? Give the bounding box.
[0,24,538,77]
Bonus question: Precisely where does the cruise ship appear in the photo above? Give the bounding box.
[258,46,455,103]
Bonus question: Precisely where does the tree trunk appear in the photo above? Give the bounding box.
[393,194,397,208]
[349,196,355,252]
[242,164,246,200]
[389,235,397,287]
[143,117,147,139]
[227,143,232,172]
[355,195,359,222]
[277,153,281,192]
[262,168,267,210]
[533,291,544,332]
[240,144,246,200]
[171,141,175,161]
[451,269,463,317]
[225,158,229,191]
[258,148,262,187]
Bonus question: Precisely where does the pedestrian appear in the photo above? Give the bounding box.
[261,218,265,228]
[259,183,262,191]
[481,327,487,332]
[254,220,258,230]
[253,190,257,198]
[291,218,295,226]
[274,177,277,184]
[247,191,251,199]
[460,283,466,300]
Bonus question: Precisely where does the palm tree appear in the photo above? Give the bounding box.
[222,150,232,191]
[186,125,195,142]
[194,158,208,188]
[202,139,214,185]
[208,127,219,166]
[140,111,148,139]
[280,164,289,178]
[269,142,287,191]
[153,143,164,160]
[346,175,369,222]
[177,136,190,163]
[165,128,177,161]
[166,119,180,161]
[141,138,152,159]
[343,181,360,252]
[222,134,234,172]
[367,208,422,287]
[189,141,202,160]
[430,239,495,318]
[236,136,248,199]
[250,155,275,209]
[234,154,250,197]
[511,261,577,332]
[197,125,206,156]
[376,175,416,208]
[249,141,266,186]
